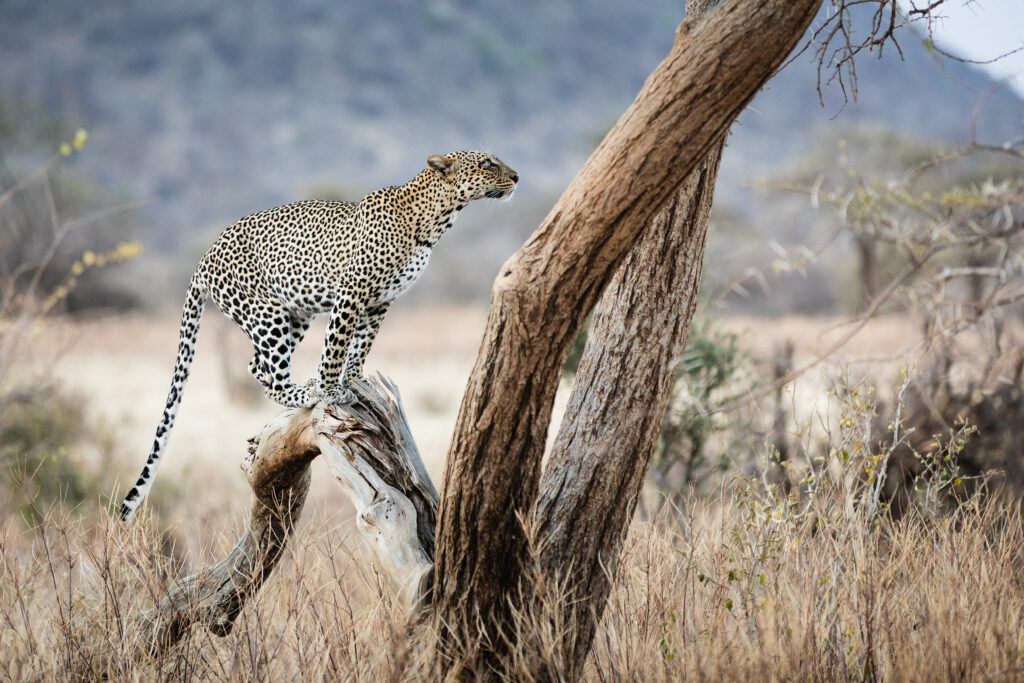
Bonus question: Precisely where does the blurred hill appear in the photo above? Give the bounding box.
[0,0,1020,304]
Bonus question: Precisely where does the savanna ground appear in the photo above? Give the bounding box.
[3,305,1023,680]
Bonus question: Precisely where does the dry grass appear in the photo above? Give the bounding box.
[590,491,1024,681]
[0,504,407,681]
[3,311,1022,680]
[1,471,1022,680]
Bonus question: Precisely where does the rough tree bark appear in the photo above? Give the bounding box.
[534,136,723,677]
[432,0,823,670]
[530,1,724,674]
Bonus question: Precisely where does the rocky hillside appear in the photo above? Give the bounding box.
[1,0,1020,301]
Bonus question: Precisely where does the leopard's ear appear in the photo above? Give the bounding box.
[427,154,453,176]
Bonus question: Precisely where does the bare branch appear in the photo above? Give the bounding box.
[781,0,1020,110]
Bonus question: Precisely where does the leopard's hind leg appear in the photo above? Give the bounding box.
[241,302,316,407]
[246,313,311,388]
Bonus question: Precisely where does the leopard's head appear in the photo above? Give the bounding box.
[426,150,519,201]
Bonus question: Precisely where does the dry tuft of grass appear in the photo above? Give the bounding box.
[0,503,409,680]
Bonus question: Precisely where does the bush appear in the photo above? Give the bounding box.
[0,390,96,523]
[655,313,748,493]
[565,307,759,505]
[0,132,141,525]
[0,128,142,313]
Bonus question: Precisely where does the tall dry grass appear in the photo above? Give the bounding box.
[1,461,1021,680]
[588,488,1024,681]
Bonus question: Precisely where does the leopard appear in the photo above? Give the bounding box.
[119,150,518,521]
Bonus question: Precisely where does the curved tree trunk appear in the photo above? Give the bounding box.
[534,140,722,677]
[531,2,725,673]
[431,0,823,673]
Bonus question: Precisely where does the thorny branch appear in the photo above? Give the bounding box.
[781,0,1024,112]
[713,136,1024,414]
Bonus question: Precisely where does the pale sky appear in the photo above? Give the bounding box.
[900,0,1024,97]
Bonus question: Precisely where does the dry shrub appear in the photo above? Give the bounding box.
[894,337,1024,504]
[0,389,91,522]
[1,124,144,314]
[813,333,1024,519]
[0,143,142,527]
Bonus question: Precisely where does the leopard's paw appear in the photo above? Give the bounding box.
[265,381,319,408]
[316,384,358,406]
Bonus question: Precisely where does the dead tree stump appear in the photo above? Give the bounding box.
[135,375,438,657]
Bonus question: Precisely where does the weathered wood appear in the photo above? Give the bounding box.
[134,377,437,657]
[315,378,438,608]
[534,135,723,679]
[136,408,318,656]
[432,0,824,667]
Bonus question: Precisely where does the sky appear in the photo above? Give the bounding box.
[903,0,1024,96]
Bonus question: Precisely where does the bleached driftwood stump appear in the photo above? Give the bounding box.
[136,376,438,657]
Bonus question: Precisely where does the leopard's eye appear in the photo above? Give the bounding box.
[482,159,496,170]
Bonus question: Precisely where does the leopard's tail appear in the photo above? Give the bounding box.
[119,275,207,521]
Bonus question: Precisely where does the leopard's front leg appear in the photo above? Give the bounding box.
[317,288,364,405]
[343,300,392,385]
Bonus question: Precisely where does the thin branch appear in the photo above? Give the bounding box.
[714,255,929,414]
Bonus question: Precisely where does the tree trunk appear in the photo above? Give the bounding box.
[533,140,722,677]
[432,0,823,671]
[534,0,724,663]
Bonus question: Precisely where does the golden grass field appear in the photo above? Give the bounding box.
[3,306,1022,680]
[24,305,931,523]
[41,304,931,508]
[37,303,497,521]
